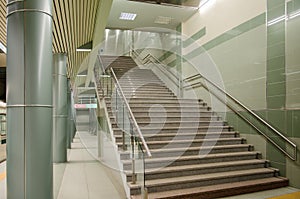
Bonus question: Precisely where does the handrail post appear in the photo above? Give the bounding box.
[131,135,136,184]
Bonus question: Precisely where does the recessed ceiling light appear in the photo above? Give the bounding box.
[119,12,137,21]
[154,16,172,24]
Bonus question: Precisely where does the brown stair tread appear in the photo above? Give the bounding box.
[133,137,243,145]
[113,132,239,139]
[122,151,261,164]
[128,168,277,188]
[140,125,232,130]
[131,177,288,199]
[119,143,253,159]
[125,159,267,175]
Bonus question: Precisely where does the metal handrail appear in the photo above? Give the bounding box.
[110,68,152,157]
[183,74,297,161]
[143,53,179,81]
[132,51,180,87]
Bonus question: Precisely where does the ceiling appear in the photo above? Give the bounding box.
[0,0,198,81]
[107,0,198,30]
[0,0,101,79]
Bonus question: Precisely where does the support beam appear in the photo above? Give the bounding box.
[6,0,53,198]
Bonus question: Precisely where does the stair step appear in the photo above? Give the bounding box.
[122,151,262,170]
[96,57,288,198]
[114,131,239,142]
[133,116,221,122]
[118,138,245,149]
[125,159,267,181]
[129,168,278,195]
[112,121,226,128]
[139,126,233,133]
[131,177,289,199]
[120,144,253,160]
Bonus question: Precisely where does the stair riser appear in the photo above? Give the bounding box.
[139,127,233,134]
[111,127,233,136]
[131,112,216,117]
[107,110,212,116]
[123,108,210,113]
[118,140,243,150]
[107,102,205,107]
[120,146,250,160]
[111,122,225,128]
[126,162,266,182]
[130,172,275,195]
[122,154,258,170]
[122,92,174,95]
[134,117,219,122]
[115,133,237,142]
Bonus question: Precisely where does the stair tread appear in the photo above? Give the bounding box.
[114,131,237,137]
[125,159,266,175]
[118,137,244,145]
[120,144,251,155]
[129,168,276,188]
[140,125,232,130]
[131,177,288,199]
[122,151,261,164]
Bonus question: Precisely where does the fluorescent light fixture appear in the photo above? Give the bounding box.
[267,15,286,26]
[154,16,172,24]
[76,48,91,52]
[76,41,92,52]
[119,12,137,20]
[99,74,111,77]
[77,74,87,77]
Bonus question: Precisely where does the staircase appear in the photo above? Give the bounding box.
[99,55,289,199]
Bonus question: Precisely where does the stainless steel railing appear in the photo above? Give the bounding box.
[137,51,297,161]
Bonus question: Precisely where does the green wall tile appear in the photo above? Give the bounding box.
[292,110,300,138]
[267,95,286,109]
[183,27,206,48]
[168,59,177,67]
[250,13,267,28]
[266,68,286,83]
[287,110,293,137]
[226,112,238,128]
[267,82,286,97]
[267,0,285,10]
[267,110,286,133]
[268,20,285,33]
[295,0,300,10]
[267,28,285,46]
[267,142,286,163]
[287,1,293,14]
[267,56,285,71]
[270,161,286,176]
[267,4,286,21]
[237,114,251,134]
[267,42,285,59]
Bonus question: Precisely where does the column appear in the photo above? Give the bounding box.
[67,78,71,149]
[6,0,53,198]
[53,53,68,163]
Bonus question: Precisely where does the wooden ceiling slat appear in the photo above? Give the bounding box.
[0,0,102,79]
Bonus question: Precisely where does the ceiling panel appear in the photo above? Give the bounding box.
[107,0,197,30]
[0,0,6,47]
[0,0,100,79]
[52,0,100,79]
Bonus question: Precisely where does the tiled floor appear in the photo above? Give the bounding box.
[55,134,126,199]
[0,132,300,199]
[0,144,6,163]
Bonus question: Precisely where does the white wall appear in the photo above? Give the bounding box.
[183,0,266,44]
